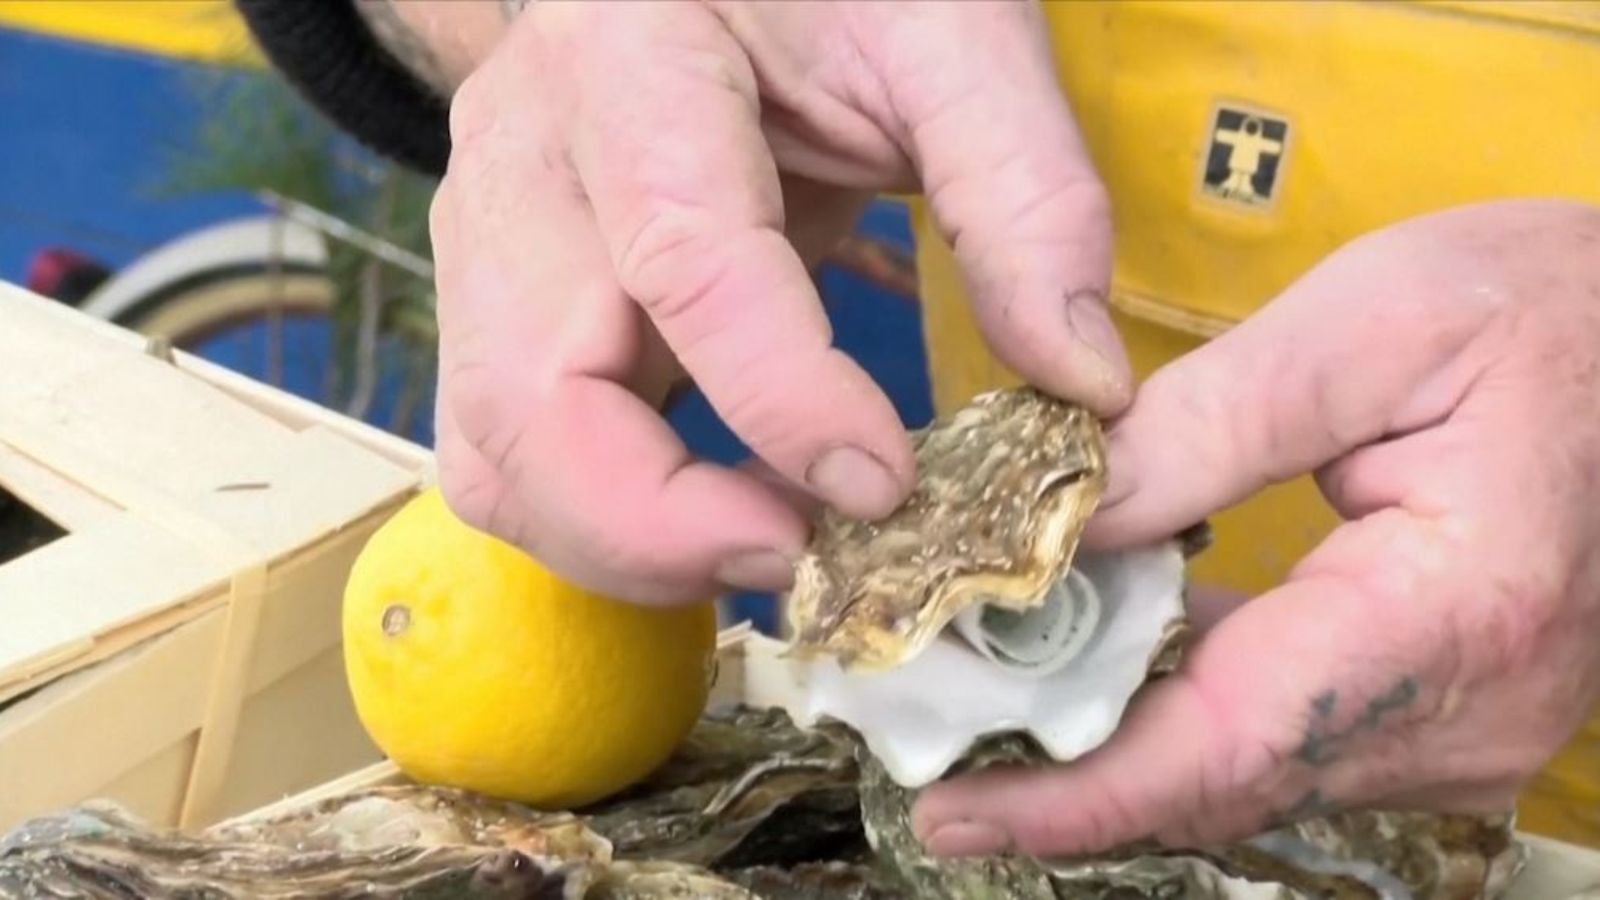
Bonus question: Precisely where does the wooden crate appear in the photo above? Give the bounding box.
[233,628,1600,900]
[0,282,433,832]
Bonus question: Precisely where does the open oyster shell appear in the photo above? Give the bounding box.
[782,387,1189,787]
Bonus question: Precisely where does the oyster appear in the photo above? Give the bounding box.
[722,861,905,899]
[0,796,602,899]
[0,707,870,899]
[579,706,864,868]
[782,387,1189,787]
[856,745,1526,900]
[785,387,1112,674]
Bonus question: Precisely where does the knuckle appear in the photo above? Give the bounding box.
[1156,814,1245,850]
[1154,821,1203,849]
[534,0,611,46]
[447,67,500,146]
[618,215,761,362]
[1463,559,1562,674]
[437,431,551,563]
[573,508,686,587]
[616,204,715,306]
[1006,171,1110,243]
[436,451,498,536]
[1494,741,1560,786]
[442,359,559,496]
[1021,782,1144,856]
[705,363,803,440]
[427,184,456,261]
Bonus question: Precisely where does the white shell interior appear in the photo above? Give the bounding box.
[790,541,1186,788]
[951,566,1103,678]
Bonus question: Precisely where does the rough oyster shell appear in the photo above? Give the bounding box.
[0,705,1533,900]
[781,387,1189,787]
[785,387,1111,673]
[0,707,870,899]
[854,745,1527,900]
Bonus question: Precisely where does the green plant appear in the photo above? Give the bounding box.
[153,64,440,427]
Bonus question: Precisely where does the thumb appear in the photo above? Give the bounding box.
[909,557,1431,856]
[876,4,1130,416]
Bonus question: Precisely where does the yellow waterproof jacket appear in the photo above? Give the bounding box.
[912,0,1600,846]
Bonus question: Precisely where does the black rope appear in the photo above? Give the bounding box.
[233,0,450,178]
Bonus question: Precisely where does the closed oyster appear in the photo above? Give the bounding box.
[0,707,867,899]
[782,387,1189,787]
[856,746,1526,900]
[0,796,602,899]
[722,861,905,899]
[579,706,864,869]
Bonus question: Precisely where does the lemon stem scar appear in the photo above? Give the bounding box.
[382,604,412,637]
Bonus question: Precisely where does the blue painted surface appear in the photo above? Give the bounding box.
[0,25,934,633]
[0,27,262,282]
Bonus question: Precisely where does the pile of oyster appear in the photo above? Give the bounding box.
[0,388,1526,899]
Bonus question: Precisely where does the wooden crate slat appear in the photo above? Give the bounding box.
[0,609,221,826]
[240,500,406,697]
[0,430,418,700]
[0,516,230,692]
[171,427,417,561]
[0,284,432,477]
[96,735,197,828]
[0,293,310,508]
[0,283,432,832]
[210,645,379,820]
[0,440,119,532]
[180,552,269,826]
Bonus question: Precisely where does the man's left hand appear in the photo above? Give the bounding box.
[911,199,1600,857]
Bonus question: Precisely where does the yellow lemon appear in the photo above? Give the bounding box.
[341,487,719,809]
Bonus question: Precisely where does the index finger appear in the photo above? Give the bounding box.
[432,67,808,602]
[565,4,916,521]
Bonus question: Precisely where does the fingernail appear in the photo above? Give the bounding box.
[1066,293,1132,403]
[716,550,794,592]
[806,446,902,519]
[921,820,1012,858]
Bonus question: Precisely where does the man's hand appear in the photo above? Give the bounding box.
[911,200,1600,856]
[429,1,1131,604]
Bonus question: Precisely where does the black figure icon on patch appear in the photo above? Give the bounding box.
[1201,107,1290,207]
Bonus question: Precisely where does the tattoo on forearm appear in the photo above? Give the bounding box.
[353,0,453,98]
[1295,676,1419,767]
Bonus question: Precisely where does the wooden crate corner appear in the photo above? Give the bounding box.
[0,284,433,831]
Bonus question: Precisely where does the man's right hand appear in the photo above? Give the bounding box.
[429,1,1130,604]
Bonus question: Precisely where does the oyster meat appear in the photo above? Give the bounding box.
[783,387,1189,787]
